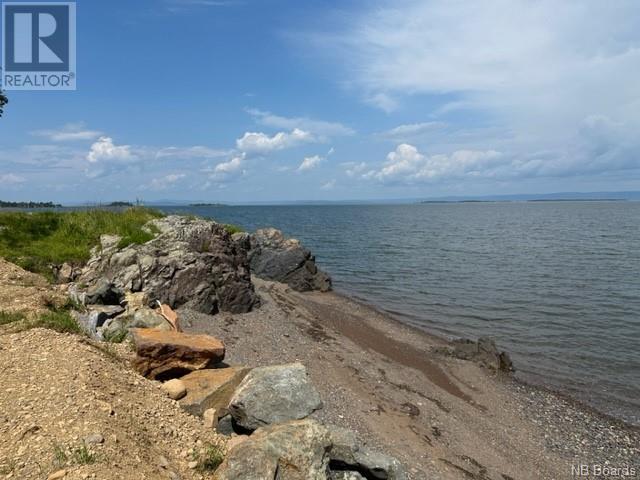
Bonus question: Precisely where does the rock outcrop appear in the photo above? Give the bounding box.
[247,228,332,292]
[228,363,323,431]
[131,328,225,380]
[213,419,332,480]
[77,216,259,315]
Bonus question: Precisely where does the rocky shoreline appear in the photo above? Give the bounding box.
[1,214,638,479]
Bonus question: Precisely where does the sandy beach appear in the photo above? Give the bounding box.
[181,278,639,480]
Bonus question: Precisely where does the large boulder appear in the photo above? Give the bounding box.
[179,367,251,417]
[228,363,322,431]
[131,328,225,380]
[76,216,259,315]
[327,426,407,480]
[248,228,331,292]
[213,419,332,480]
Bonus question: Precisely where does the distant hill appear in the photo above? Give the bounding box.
[418,191,640,203]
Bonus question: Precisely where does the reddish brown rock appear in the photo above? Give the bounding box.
[179,367,251,417]
[132,328,225,380]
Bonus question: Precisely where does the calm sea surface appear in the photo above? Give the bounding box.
[163,202,640,425]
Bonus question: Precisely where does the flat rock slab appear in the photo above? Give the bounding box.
[132,328,225,380]
[179,367,251,417]
[228,362,322,431]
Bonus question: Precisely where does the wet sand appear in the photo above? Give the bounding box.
[180,278,640,480]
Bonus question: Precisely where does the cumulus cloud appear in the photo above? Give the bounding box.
[32,123,102,142]
[207,153,248,182]
[236,129,315,154]
[87,137,136,164]
[246,109,355,137]
[367,144,503,183]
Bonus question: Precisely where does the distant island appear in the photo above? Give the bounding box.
[189,203,229,207]
[0,200,61,208]
[107,201,135,207]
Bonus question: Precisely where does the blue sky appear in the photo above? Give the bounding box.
[1,0,640,203]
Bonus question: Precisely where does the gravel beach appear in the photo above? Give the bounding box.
[181,278,640,480]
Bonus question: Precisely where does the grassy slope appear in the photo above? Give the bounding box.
[0,207,163,276]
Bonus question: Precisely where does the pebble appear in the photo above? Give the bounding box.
[84,433,104,445]
[47,470,67,480]
[188,461,198,469]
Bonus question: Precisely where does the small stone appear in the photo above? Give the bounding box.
[188,461,198,469]
[162,379,187,400]
[158,455,170,469]
[48,470,67,480]
[203,408,218,429]
[84,433,104,445]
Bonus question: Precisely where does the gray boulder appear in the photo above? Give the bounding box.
[328,426,406,480]
[84,278,124,306]
[72,305,124,339]
[448,337,514,372]
[228,363,322,431]
[77,216,259,315]
[249,228,331,292]
[101,307,172,342]
[213,419,332,480]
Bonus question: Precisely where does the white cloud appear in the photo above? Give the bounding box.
[208,153,247,181]
[32,123,102,142]
[148,173,187,190]
[298,155,323,172]
[368,144,503,183]
[342,161,368,177]
[0,173,26,184]
[87,137,136,164]
[246,109,355,137]
[379,122,447,140]
[236,128,315,154]
[306,0,640,180]
[365,93,398,113]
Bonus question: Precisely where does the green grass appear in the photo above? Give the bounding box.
[223,224,244,235]
[0,310,26,325]
[33,310,82,334]
[71,444,96,465]
[194,443,225,472]
[0,207,163,277]
[0,304,81,334]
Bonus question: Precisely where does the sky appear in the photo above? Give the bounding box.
[1,0,639,203]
